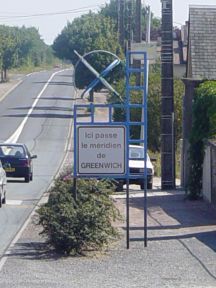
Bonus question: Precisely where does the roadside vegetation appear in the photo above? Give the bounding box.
[0,25,59,82]
[188,81,216,199]
[37,170,121,255]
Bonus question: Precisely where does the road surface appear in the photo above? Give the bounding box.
[0,68,74,256]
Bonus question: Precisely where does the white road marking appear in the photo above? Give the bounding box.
[5,69,67,144]
[6,200,23,205]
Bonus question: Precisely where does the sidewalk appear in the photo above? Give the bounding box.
[0,88,216,287]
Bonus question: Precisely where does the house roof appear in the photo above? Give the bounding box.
[188,5,216,80]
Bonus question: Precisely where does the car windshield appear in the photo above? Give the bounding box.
[0,145,25,157]
[129,146,149,160]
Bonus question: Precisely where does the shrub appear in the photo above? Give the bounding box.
[188,81,216,199]
[37,176,121,255]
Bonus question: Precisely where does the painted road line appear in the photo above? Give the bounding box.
[5,69,67,144]
[6,200,23,205]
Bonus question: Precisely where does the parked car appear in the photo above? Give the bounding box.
[0,160,7,207]
[0,143,37,183]
[116,145,154,191]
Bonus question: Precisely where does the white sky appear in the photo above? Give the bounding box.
[0,0,215,45]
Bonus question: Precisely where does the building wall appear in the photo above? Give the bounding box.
[202,142,216,204]
[210,145,216,204]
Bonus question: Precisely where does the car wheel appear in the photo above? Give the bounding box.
[115,181,124,192]
[147,182,152,189]
[30,173,33,181]
[140,183,144,190]
[25,174,30,183]
[2,188,6,204]
[0,190,2,208]
[140,182,153,189]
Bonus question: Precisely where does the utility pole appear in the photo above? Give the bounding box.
[118,0,125,49]
[134,0,142,43]
[126,0,133,51]
[146,5,151,43]
[134,0,142,86]
[161,0,175,189]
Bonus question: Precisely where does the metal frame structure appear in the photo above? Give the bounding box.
[125,51,148,247]
[74,50,121,99]
[73,51,148,248]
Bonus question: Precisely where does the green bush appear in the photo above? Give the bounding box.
[188,81,216,199]
[37,176,121,255]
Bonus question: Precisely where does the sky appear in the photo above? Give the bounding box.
[0,0,215,45]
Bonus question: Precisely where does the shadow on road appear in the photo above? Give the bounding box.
[116,192,216,252]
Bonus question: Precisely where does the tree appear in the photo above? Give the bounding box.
[53,12,122,64]
[52,12,123,90]
[0,25,54,82]
[0,26,17,81]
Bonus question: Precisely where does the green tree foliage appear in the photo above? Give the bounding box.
[37,174,121,255]
[100,0,118,27]
[188,81,216,199]
[52,12,123,89]
[0,25,55,81]
[0,26,17,81]
[53,12,122,65]
[109,71,184,152]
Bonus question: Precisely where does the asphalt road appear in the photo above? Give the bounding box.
[0,68,75,256]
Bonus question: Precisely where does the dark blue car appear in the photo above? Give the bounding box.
[0,143,37,182]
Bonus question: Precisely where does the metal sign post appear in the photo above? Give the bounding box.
[73,51,148,249]
[125,51,148,248]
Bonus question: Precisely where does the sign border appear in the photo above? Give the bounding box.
[77,124,126,176]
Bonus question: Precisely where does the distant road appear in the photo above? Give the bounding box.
[0,68,75,256]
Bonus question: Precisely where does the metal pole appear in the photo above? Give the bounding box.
[134,0,142,86]
[144,177,147,247]
[126,178,130,249]
[161,0,175,189]
[146,6,151,44]
[144,53,148,247]
[172,112,176,188]
[73,177,77,201]
[135,0,142,43]
[119,0,125,48]
[127,0,132,51]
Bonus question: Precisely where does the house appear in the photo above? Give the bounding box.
[131,31,186,78]
[182,5,216,196]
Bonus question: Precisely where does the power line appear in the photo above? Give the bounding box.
[0,4,104,20]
